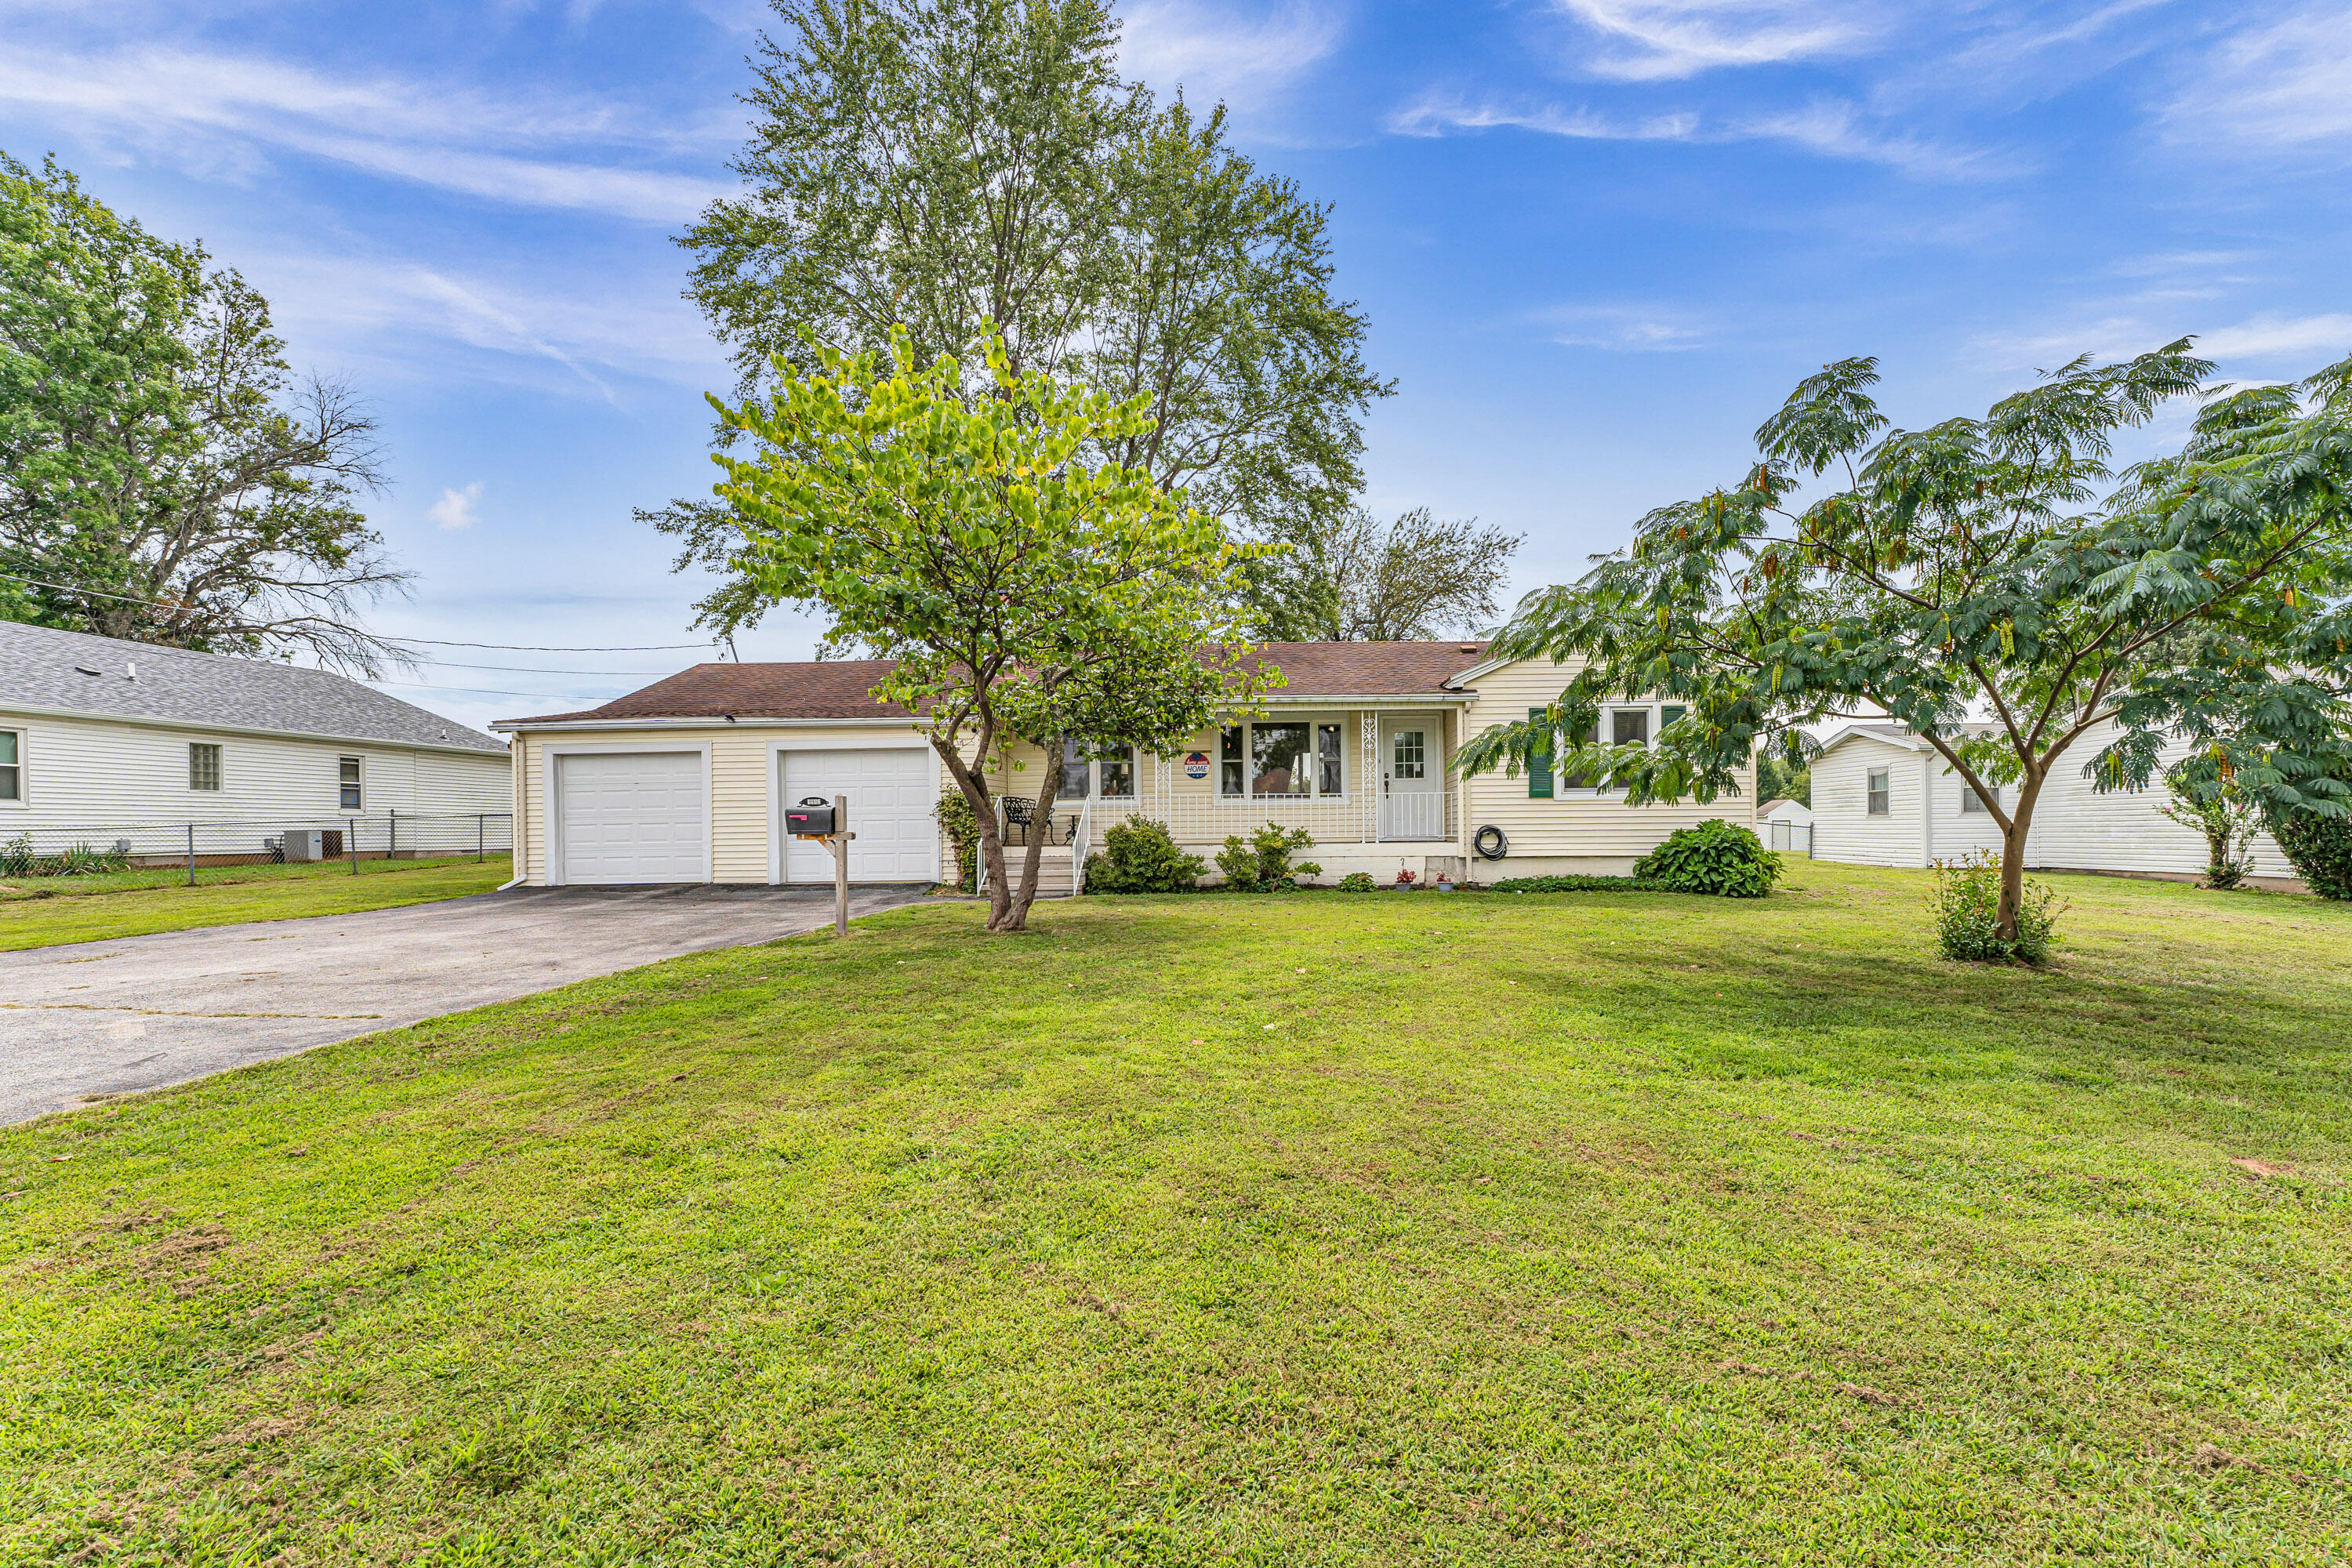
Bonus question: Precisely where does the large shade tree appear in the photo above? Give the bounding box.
[1460,343,2352,945]
[1,154,405,671]
[712,327,1268,931]
[648,0,1386,637]
[1245,503,1520,642]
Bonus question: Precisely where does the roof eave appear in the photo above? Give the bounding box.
[0,698,507,757]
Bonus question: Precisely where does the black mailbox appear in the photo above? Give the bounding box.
[786,797,836,837]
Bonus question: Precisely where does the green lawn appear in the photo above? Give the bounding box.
[3,863,2347,1564]
[0,855,514,951]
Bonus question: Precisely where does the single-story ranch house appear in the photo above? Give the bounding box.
[1,621,510,855]
[1809,720,2295,886]
[491,641,1755,891]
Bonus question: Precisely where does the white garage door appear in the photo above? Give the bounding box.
[783,748,938,884]
[557,751,706,884]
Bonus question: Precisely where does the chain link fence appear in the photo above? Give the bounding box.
[1,812,514,882]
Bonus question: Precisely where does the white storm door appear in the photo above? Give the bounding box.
[557,751,706,884]
[1379,716,1443,841]
[782,748,939,884]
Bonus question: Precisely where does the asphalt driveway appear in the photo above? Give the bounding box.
[0,884,927,1125]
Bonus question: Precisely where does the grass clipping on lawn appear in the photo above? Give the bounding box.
[2,863,2346,1564]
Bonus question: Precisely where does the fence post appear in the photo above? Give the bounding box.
[477,814,485,863]
[350,818,358,877]
[390,808,397,861]
[187,823,195,887]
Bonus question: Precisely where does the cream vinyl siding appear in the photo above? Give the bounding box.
[1454,657,1756,862]
[0,707,507,837]
[1813,736,1930,867]
[515,726,775,886]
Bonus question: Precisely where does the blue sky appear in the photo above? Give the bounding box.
[2,0,2347,732]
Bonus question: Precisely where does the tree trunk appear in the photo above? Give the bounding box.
[996,763,1064,935]
[1995,768,2047,942]
[933,738,1014,929]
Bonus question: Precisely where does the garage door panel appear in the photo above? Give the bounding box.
[557,751,706,884]
[783,749,937,884]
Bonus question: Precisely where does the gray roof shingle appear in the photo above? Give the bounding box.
[0,621,506,753]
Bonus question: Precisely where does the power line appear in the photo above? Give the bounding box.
[370,679,611,702]
[0,572,724,653]
[416,659,675,677]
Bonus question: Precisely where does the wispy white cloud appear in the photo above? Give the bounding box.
[1545,0,1869,82]
[428,481,485,531]
[0,45,731,220]
[1388,91,1697,142]
[1544,305,1712,351]
[1389,89,2002,178]
[252,252,724,397]
[2199,312,2352,361]
[1972,310,2352,375]
[1119,0,1345,112]
[2167,5,2352,151]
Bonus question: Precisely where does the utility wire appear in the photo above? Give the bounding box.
[0,572,722,653]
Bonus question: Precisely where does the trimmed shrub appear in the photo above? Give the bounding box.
[1487,874,1672,893]
[1216,822,1314,889]
[1084,818,1207,893]
[1336,872,1377,891]
[1632,818,1783,898]
[1932,851,2065,964]
[2272,800,2352,901]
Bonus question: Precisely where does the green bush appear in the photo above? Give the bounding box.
[0,834,129,879]
[1632,819,1783,898]
[1488,874,1672,892]
[1083,818,1207,893]
[933,793,982,892]
[1336,872,1377,892]
[1216,822,1314,890]
[1932,851,2065,964]
[2270,793,2352,900]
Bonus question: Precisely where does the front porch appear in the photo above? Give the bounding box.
[978,705,1471,895]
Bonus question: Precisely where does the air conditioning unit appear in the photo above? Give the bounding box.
[282,828,325,862]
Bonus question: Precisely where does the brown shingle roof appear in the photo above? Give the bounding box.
[497,641,1489,727]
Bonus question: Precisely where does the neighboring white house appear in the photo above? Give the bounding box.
[1809,721,2293,884]
[490,641,1756,891]
[1,621,510,861]
[1759,797,1813,855]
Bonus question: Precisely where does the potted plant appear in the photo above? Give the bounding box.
[1392,868,1417,891]
[1435,871,1455,892]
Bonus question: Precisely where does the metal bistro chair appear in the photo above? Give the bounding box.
[1002,797,1073,847]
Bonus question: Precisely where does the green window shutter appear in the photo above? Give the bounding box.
[1661,704,1686,730]
[1528,707,1554,798]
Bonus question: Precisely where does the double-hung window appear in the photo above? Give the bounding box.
[339,756,364,811]
[188,742,222,792]
[1058,739,1138,800]
[1960,782,2001,814]
[0,729,20,804]
[1866,767,1890,815]
[1217,719,1347,799]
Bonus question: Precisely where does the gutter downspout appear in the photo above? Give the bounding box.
[1921,750,1936,869]
[497,732,527,890]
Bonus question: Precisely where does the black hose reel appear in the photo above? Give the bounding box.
[1473,825,1508,860]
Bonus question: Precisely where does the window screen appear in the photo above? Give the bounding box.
[1058,737,1091,800]
[1867,768,1889,815]
[1098,742,1135,799]
[1220,726,1245,797]
[0,731,19,802]
[1961,782,2002,814]
[189,742,222,792]
[1316,724,1344,796]
[339,756,362,811]
[1253,722,1311,796]
[1611,709,1650,746]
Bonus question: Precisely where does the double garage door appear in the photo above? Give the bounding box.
[553,746,936,885]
